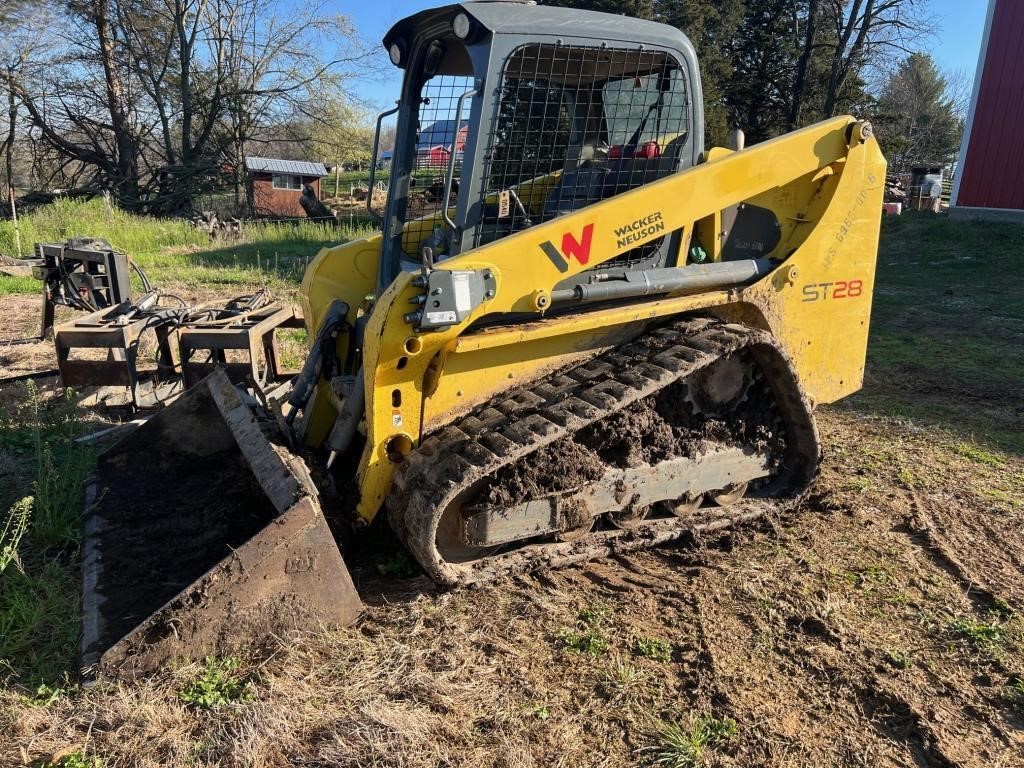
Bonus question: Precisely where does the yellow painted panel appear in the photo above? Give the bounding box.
[298,116,884,521]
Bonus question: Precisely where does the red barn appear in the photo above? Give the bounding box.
[951,0,1024,221]
[245,157,327,218]
[415,120,468,168]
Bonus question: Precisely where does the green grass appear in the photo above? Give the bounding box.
[0,198,208,259]
[0,274,38,295]
[646,713,737,768]
[577,603,609,625]
[41,752,106,768]
[558,626,609,656]
[374,549,419,578]
[278,328,310,370]
[1004,676,1024,713]
[321,167,441,197]
[0,385,95,687]
[178,656,254,709]
[633,636,672,662]
[0,198,377,295]
[884,648,912,670]
[843,213,1024,455]
[0,497,31,573]
[123,217,374,292]
[558,603,611,656]
[524,702,551,720]
[948,616,1005,654]
[601,657,651,703]
[952,442,1005,468]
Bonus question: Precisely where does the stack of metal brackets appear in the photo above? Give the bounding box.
[53,301,304,409]
[53,303,184,409]
[178,303,304,390]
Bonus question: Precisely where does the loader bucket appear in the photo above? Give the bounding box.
[80,368,362,677]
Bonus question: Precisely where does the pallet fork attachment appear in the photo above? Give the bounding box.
[80,368,362,677]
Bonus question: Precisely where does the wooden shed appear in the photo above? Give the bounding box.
[245,157,328,217]
[950,0,1024,221]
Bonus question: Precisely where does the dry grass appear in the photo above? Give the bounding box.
[2,213,1023,766]
[2,406,1024,766]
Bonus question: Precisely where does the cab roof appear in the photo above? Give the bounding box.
[383,1,695,57]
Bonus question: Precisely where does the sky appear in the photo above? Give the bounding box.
[343,0,990,111]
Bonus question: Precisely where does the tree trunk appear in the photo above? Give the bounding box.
[92,0,140,208]
[788,0,819,130]
[824,0,875,117]
[4,68,14,188]
[6,70,21,257]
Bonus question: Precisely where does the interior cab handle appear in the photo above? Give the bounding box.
[367,102,401,221]
[441,87,477,231]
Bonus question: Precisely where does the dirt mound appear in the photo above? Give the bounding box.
[478,355,786,510]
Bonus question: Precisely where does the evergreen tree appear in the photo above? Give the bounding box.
[542,0,743,147]
[655,0,744,147]
[726,0,798,143]
[873,53,962,172]
[541,0,910,147]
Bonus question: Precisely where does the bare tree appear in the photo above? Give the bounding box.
[822,0,934,117]
[788,0,819,130]
[943,66,972,120]
[7,0,148,206]
[210,0,371,211]
[3,0,371,212]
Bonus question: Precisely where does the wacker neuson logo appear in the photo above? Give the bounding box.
[614,211,665,249]
[539,223,595,272]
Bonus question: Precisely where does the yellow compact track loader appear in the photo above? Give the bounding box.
[82,1,885,675]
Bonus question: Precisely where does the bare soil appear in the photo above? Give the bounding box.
[0,295,67,381]
[84,386,281,654]
[3,216,1024,766]
[5,407,1024,767]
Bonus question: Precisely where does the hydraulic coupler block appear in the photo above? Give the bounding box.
[406,268,497,331]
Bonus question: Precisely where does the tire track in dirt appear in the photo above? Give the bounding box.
[713,464,1023,766]
[485,487,1024,767]
[578,543,928,766]
[682,549,921,764]
[901,488,1024,615]
[785,482,1024,766]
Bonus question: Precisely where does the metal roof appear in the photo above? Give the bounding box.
[244,157,328,177]
[417,119,469,150]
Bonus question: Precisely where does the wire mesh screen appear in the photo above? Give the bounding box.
[402,74,475,258]
[474,44,689,268]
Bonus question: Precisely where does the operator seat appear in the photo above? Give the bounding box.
[542,145,608,220]
[542,141,683,220]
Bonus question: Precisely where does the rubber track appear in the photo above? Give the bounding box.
[388,317,821,586]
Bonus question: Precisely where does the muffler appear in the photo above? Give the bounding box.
[80,368,362,677]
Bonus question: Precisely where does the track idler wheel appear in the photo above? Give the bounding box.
[436,482,500,562]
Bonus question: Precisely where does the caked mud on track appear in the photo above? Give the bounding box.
[389,317,822,587]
